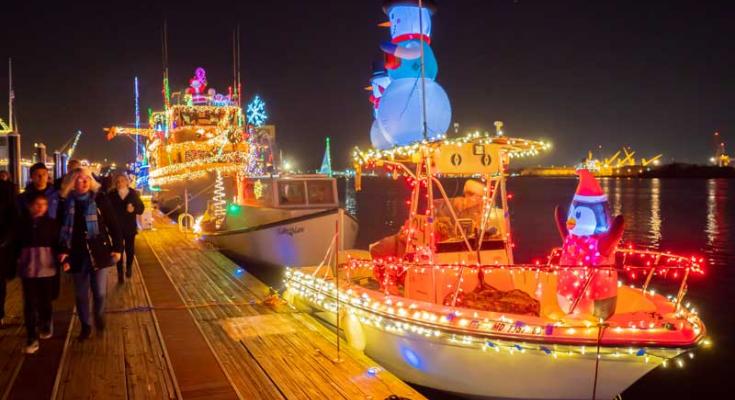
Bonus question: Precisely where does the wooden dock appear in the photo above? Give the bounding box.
[0,215,425,400]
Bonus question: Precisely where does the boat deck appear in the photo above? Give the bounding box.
[0,214,424,400]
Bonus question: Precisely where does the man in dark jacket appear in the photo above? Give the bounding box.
[109,173,145,283]
[19,162,60,220]
[0,179,17,327]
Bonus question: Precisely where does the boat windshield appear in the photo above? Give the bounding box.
[238,177,338,208]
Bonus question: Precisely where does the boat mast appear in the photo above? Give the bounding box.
[418,0,428,141]
[418,0,435,254]
[134,76,140,162]
[161,20,170,110]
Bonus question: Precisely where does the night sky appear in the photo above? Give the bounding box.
[1,0,733,169]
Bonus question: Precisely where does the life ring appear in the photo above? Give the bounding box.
[178,213,195,232]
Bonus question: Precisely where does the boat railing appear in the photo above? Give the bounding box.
[338,247,704,311]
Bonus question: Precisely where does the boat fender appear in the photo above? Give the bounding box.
[339,309,366,352]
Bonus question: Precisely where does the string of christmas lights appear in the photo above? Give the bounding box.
[213,170,226,229]
[285,249,708,365]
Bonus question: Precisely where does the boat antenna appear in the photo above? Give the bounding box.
[232,26,237,102]
[237,24,242,107]
[8,58,14,133]
[418,0,428,140]
[134,76,140,162]
[161,20,170,108]
[231,24,242,106]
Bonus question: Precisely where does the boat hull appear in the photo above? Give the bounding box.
[360,323,675,399]
[204,208,358,268]
[309,308,681,400]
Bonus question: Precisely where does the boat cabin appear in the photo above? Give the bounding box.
[237,175,339,209]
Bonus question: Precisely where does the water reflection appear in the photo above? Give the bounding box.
[612,178,622,216]
[649,178,662,248]
[705,179,731,265]
[344,177,358,216]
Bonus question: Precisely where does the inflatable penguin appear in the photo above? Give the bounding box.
[370,0,451,149]
[554,169,624,320]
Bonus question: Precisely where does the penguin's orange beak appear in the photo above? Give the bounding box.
[378,21,391,28]
[566,217,577,231]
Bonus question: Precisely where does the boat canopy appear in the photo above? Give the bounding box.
[352,132,550,186]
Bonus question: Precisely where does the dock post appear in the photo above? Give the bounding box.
[53,151,62,178]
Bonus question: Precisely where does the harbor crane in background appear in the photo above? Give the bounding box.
[0,118,10,134]
[711,131,731,167]
[57,130,82,159]
[585,146,662,174]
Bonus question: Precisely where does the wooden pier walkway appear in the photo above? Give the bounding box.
[0,215,424,400]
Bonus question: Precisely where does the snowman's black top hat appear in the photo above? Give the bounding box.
[383,0,438,15]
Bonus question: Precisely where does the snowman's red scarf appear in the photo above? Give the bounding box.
[392,33,431,44]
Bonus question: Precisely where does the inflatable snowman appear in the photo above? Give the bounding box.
[370,0,451,149]
[554,169,624,320]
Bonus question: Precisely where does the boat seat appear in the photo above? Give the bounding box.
[615,286,657,314]
[340,249,371,262]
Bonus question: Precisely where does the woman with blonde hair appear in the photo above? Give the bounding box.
[58,168,123,340]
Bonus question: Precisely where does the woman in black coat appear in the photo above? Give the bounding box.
[0,179,17,327]
[108,173,144,283]
[59,168,123,340]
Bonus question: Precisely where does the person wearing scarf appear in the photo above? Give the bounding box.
[58,168,123,340]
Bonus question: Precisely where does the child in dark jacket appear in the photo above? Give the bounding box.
[16,193,60,354]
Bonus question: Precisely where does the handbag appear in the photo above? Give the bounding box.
[85,208,115,270]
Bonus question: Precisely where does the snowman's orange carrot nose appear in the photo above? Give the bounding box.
[378,21,391,28]
[566,217,577,230]
[364,85,373,91]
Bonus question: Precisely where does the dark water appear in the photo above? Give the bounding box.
[341,177,734,400]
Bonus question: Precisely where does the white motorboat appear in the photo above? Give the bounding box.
[202,175,358,268]
[284,133,708,400]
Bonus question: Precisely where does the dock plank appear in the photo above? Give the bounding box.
[142,216,425,400]
[54,258,177,400]
[0,280,25,398]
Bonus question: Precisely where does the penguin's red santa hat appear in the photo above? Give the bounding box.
[573,169,607,203]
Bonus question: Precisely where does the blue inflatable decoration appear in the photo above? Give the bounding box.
[369,0,451,149]
[377,78,451,144]
[370,119,393,150]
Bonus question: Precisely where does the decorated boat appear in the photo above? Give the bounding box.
[283,132,708,400]
[106,68,276,218]
[200,174,358,268]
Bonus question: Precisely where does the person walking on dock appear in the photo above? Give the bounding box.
[16,194,60,354]
[19,163,60,220]
[59,168,122,340]
[109,172,144,283]
[0,177,18,328]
